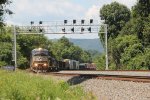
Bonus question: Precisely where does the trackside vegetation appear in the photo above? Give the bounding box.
[0,70,96,100]
[97,0,150,70]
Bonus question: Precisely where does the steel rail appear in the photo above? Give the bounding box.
[48,72,150,83]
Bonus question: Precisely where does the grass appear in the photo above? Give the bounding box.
[0,70,96,100]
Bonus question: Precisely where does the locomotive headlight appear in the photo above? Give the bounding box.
[43,63,47,66]
[34,63,38,67]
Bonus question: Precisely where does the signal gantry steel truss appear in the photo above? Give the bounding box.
[16,19,102,34]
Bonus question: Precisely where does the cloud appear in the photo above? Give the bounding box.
[12,0,85,17]
[8,0,137,24]
[85,5,100,20]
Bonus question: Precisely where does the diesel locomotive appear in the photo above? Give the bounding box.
[30,48,58,72]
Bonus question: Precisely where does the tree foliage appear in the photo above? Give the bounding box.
[93,54,105,70]
[132,0,150,18]
[98,1,150,70]
[142,15,150,46]
[100,2,131,40]
[51,36,91,63]
[0,0,13,27]
[0,27,13,66]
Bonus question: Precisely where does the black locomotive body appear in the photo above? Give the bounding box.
[30,48,57,72]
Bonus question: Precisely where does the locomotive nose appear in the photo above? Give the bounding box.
[38,57,42,61]
[34,63,38,67]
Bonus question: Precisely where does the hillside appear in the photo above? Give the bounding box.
[69,38,104,53]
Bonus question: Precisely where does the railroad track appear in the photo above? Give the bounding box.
[27,69,150,83]
[48,70,150,83]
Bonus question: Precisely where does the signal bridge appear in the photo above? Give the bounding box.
[16,19,102,34]
[12,19,108,71]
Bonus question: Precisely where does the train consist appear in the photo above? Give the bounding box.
[30,48,96,72]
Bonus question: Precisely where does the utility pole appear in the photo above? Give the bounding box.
[105,24,108,70]
[13,26,17,71]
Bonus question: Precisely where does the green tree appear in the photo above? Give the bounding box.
[132,0,150,18]
[80,50,91,63]
[111,35,143,69]
[100,2,131,40]
[57,36,73,47]
[61,46,82,61]
[0,42,12,66]
[144,48,150,70]
[0,27,13,67]
[126,0,150,43]
[51,37,91,63]
[51,36,73,60]
[99,2,131,69]
[98,0,150,70]
[142,15,150,46]
[0,0,13,27]
[93,54,105,70]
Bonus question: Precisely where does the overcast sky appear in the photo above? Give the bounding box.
[6,0,137,39]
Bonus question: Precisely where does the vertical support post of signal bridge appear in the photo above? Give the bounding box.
[105,24,108,70]
[13,26,17,71]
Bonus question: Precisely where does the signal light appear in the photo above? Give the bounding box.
[90,19,93,24]
[71,27,74,32]
[39,28,43,32]
[39,21,42,24]
[30,21,34,25]
[81,20,84,24]
[73,20,76,24]
[62,28,65,32]
[88,27,91,33]
[29,29,32,32]
[64,20,67,24]
[81,27,84,32]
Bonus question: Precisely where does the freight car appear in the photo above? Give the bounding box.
[86,63,96,70]
[59,59,79,70]
[30,48,58,72]
[79,63,96,70]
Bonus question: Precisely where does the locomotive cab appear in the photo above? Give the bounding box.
[30,48,50,72]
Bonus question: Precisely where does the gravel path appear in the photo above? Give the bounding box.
[49,75,150,100]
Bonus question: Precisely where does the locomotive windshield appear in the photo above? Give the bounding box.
[31,48,49,56]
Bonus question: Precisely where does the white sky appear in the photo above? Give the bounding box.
[5,0,137,39]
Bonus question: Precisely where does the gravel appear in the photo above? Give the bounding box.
[50,75,150,100]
